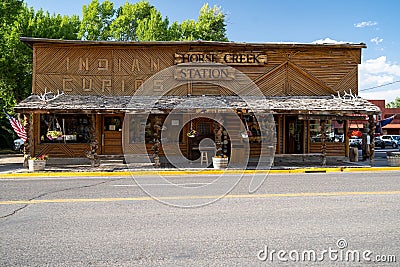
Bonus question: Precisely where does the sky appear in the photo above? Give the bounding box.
[24,0,400,103]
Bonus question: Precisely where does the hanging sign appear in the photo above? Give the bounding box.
[174,52,267,65]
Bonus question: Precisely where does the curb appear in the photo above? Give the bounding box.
[1,166,400,178]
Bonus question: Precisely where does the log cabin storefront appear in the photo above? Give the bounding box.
[14,37,380,168]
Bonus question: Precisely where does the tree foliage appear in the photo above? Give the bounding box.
[79,0,115,40]
[386,97,400,108]
[0,0,80,148]
[81,1,228,42]
[195,4,228,41]
[110,1,154,41]
[136,8,169,41]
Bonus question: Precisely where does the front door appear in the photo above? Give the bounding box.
[285,116,303,154]
[187,118,216,160]
[102,114,124,155]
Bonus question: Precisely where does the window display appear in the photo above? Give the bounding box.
[104,116,122,131]
[310,119,344,143]
[40,114,91,143]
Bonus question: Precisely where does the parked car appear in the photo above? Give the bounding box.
[374,137,385,148]
[13,138,24,153]
[349,136,362,149]
[380,135,400,148]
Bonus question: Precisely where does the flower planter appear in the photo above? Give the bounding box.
[28,160,46,172]
[212,157,228,169]
[387,152,400,167]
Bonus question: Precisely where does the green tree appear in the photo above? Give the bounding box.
[166,4,228,41]
[108,2,228,42]
[195,4,228,41]
[136,8,169,41]
[179,19,198,40]
[79,0,115,40]
[0,0,24,26]
[110,1,154,41]
[386,97,400,108]
[0,2,80,148]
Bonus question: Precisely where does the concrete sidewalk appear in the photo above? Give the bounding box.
[1,152,398,176]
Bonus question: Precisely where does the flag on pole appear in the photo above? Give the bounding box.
[375,114,396,134]
[4,111,27,142]
[380,115,396,127]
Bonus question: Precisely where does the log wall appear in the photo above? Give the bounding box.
[32,42,363,97]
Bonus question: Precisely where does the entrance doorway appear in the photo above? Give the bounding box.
[101,114,124,155]
[285,116,303,154]
[186,118,231,161]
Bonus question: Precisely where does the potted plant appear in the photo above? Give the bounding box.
[387,151,400,167]
[28,154,49,172]
[212,154,229,169]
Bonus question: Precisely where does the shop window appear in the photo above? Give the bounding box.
[40,114,91,143]
[310,120,344,143]
[104,116,123,131]
[142,115,183,144]
[242,114,261,143]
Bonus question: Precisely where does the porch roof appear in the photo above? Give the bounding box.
[14,94,381,115]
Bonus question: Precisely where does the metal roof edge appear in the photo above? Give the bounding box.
[19,37,367,49]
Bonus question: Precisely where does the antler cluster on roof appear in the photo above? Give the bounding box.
[35,88,64,102]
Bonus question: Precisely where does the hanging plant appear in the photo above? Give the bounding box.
[187,129,198,138]
[240,118,252,138]
[46,115,63,140]
[46,130,63,140]
[187,117,197,138]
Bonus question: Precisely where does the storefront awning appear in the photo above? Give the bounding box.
[14,94,381,115]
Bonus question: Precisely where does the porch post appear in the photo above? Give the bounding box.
[86,114,100,167]
[22,113,32,168]
[368,115,375,166]
[320,119,326,166]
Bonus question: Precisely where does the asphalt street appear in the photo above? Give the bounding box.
[0,171,399,266]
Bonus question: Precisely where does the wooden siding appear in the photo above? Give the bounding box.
[310,142,346,156]
[32,43,362,97]
[35,143,90,158]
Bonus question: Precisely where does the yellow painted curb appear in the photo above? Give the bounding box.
[1,166,400,179]
[342,166,400,172]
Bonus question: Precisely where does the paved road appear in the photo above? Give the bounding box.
[1,172,399,266]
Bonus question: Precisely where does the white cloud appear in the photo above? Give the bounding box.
[370,37,383,45]
[360,88,400,103]
[359,56,400,103]
[360,56,400,77]
[312,38,349,44]
[354,21,378,28]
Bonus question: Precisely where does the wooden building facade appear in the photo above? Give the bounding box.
[15,38,380,166]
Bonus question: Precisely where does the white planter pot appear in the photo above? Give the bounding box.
[387,152,400,167]
[28,160,46,172]
[212,157,228,169]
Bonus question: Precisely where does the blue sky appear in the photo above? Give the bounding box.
[24,0,400,103]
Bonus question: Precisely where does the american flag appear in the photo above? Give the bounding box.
[4,112,27,142]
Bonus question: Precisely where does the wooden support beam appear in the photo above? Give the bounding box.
[320,119,327,166]
[344,120,349,157]
[368,115,376,166]
[23,113,32,168]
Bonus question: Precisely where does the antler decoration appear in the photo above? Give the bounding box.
[332,90,361,102]
[37,88,64,102]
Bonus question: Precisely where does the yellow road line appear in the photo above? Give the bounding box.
[1,167,400,179]
[1,191,400,205]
